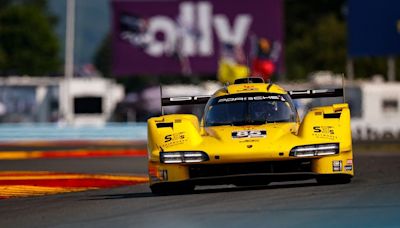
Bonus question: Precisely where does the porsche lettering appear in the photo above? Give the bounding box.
[218,95,285,103]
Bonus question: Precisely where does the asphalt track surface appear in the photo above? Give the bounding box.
[0,151,400,227]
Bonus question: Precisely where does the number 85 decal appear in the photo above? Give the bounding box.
[232,130,267,138]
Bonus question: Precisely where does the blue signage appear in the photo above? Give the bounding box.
[348,0,400,57]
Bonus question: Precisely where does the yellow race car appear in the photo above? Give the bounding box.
[147,77,353,194]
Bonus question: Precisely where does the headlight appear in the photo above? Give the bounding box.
[160,151,209,164]
[289,143,339,157]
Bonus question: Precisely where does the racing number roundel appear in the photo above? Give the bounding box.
[232,130,266,138]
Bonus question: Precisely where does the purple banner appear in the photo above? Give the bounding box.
[112,0,283,76]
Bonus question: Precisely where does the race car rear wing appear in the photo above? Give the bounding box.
[161,88,344,107]
[161,96,211,106]
[288,88,343,99]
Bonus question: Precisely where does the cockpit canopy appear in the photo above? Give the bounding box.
[204,93,297,126]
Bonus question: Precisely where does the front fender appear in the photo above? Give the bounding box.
[147,114,202,161]
[298,103,352,151]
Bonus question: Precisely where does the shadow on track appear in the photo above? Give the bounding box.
[87,181,320,200]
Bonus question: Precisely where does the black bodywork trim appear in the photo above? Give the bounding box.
[323,113,341,118]
[156,122,174,128]
[189,159,312,179]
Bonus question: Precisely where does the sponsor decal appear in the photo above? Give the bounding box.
[149,166,162,182]
[169,95,210,102]
[164,135,173,142]
[237,85,259,92]
[313,126,337,140]
[239,139,260,143]
[346,159,353,165]
[159,169,168,181]
[149,166,158,177]
[345,165,353,171]
[163,132,188,147]
[332,160,343,172]
[313,126,334,134]
[289,90,311,95]
[149,166,168,181]
[218,95,285,103]
[232,130,266,139]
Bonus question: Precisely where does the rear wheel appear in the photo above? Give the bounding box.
[150,182,195,195]
[316,175,352,185]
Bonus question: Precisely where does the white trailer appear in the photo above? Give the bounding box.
[350,81,400,141]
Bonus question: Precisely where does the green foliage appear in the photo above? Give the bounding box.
[285,0,346,80]
[0,1,60,75]
[286,14,346,79]
[285,0,400,80]
[94,34,112,78]
[353,57,387,79]
[0,0,48,9]
[0,48,5,67]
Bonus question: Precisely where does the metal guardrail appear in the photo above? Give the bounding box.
[0,123,147,141]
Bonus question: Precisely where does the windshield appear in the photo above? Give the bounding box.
[205,93,296,126]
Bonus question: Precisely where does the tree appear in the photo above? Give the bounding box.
[94,34,112,78]
[286,14,346,79]
[284,0,400,80]
[284,0,346,80]
[0,48,5,67]
[0,1,60,75]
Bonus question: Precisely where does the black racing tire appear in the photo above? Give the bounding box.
[150,182,195,195]
[316,175,352,185]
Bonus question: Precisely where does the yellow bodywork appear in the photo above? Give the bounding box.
[148,82,354,187]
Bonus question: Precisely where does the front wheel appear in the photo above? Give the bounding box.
[316,175,352,185]
[150,182,195,195]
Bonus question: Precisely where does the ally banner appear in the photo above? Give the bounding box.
[112,0,283,76]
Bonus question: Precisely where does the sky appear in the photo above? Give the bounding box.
[48,0,111,66]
